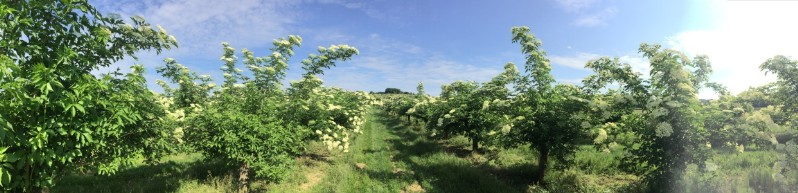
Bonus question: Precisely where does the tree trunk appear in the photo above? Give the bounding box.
[536,146,549,183]
[471,138,479,152]
[238,162,250,193]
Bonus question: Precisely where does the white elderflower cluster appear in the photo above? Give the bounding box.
[500,124,512,134]
[189,103,203,113]
[655,122,673,138]
[173,127,184,143]
[348,115,364,134]
[316,119,352,153]
[157,96,190,144]
[594,128,608,144]
[327,104,343,111]
[271,51,282,59]
[167,109,185,122]
[156,95,174,109]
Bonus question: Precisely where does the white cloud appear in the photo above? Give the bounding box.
[667,0,796,98]
[316,34,502,95]
[550,52,601,69]
[312,0,399,22]
[554,0,600,13]
[554,0,617,27]
[88,0,317,91]
[548,52,649,79]
[618,55,649,77]
[104,0,299,57]
[574,7,617,27]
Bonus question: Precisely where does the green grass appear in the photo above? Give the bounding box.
[53,109,795,193]
[52,153,243,193]
[280,109,521,193]
[683,150,798,193]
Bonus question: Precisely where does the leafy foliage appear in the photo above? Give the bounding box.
[584,44,714,192]
[0,0,177,191]
[157,37,371,192]
[502,26,593,182]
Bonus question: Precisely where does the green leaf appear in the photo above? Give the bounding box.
[83,133,93,143]
[0,169,10,188]
[74,104,85,114]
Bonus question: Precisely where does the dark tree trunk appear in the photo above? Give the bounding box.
[471,138,479,152]
[536,146,549,182]
[238,162,250,193]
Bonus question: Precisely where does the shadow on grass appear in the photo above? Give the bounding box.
[368,112,531,193]
[52,157,238,193]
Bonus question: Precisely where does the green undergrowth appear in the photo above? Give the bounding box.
[52,109,793,193]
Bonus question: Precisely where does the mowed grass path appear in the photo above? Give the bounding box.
[289,110,520,193]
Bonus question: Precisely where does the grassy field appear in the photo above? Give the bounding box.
[52,109,791,192]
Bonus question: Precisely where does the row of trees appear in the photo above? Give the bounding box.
[157,39,373,192]
[0,1,373,192]
[379,26,798,192]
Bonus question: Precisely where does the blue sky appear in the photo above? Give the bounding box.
[89,0,798,98]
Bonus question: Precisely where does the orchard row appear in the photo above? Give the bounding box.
[378,27,798,192]
[0,1,373,192]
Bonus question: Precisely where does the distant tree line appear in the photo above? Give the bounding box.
[370,87,414,95]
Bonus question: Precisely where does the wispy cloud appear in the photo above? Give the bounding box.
[314,34,503,95]
[618,55,650,77]
[553,0,617,27]
[91,0,300,59]
[550,52,601,69]
[88,0,307,92]
[573,7,617,27]
[555,0,600,13]
[311,0,406,23]
[549,51,647,73]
